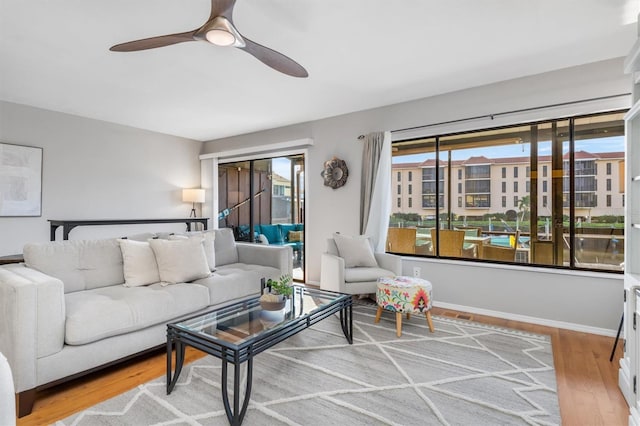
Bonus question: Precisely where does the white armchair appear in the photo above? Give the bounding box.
[320,234,402,294]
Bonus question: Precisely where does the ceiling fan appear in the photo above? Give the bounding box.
[109,0,308,78]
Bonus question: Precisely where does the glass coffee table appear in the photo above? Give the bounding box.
[166,285,352,425]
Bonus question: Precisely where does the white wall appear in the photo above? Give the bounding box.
[0,102,203,254]
[201,58,628,334]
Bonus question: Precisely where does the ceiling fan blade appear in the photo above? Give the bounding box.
[238,37,308,78]
[210,0,237,20]
[110,30,197,52]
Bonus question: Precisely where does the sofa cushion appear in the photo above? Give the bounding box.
[121,232,157,242]
[260,224,283,244]
[149,238,210,285]
[24,239,125,293]
[279,224,296,242]
[333,234,378,268]
[214,228,239,266]
[191,263,280,302]
[117,239,161,287]
[64,283,210,345]
[288,230,303,242]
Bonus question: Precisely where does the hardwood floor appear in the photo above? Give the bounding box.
[16,307,629,425]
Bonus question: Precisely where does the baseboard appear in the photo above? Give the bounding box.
[434,300,617,337]
[620,360,634,408]
[304,280,617,336]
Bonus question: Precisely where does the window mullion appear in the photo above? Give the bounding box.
[434,137,440,256]
[530,125,539,252]
[551,121,564,266]
[569,117,576,268]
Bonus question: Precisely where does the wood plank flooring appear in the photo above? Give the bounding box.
[16,306,629,425]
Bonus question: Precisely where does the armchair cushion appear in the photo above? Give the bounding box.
[333,234,378,267]
[344,266,396,283]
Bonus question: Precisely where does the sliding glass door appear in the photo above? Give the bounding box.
[218,154,305,281]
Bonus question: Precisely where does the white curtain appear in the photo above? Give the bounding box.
[360,131,392,252]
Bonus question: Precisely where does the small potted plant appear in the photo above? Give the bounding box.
[260,274,293,310]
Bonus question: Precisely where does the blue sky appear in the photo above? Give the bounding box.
[270,136,625,174]
[394,135,624,163]
[272,157,293,179]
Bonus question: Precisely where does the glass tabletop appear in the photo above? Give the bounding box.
[170,286,349,347]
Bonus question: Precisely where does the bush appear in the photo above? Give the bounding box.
[391,213,421,222]
[592,215,623,224]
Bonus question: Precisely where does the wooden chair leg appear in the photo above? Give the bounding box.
[406,313,411,320]
[374,306,383,323]
[396,312,402,337]
[425,310,434,332]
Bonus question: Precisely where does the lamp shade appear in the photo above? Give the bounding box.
[182,189,205,203]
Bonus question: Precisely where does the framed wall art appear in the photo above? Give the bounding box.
[0,142,43,217]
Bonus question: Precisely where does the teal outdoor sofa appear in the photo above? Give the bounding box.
[255,224,303,259]
[234,223,304,260]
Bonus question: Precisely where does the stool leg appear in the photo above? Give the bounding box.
[406,313,411,320]
[396,312,402,337]
[374,306,383,323]
[425,311,434,332]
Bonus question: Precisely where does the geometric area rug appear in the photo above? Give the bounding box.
[55,303,560,425]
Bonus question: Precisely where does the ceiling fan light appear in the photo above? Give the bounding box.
[206,29,235,46]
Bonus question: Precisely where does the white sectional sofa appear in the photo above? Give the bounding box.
[0,228,292,417]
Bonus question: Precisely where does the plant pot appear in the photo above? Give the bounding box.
[259,309,285,327]
[260,299,286,311]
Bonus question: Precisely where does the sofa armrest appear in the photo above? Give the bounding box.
[320,253,346,293]
[0,264,65,393]
[375,253,402,275]
[236,243,292,276]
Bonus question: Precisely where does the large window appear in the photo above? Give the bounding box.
[389,111,625,272]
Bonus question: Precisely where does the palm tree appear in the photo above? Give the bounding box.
[517,195,530,222]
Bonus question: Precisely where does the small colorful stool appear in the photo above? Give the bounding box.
[375,276,434,337]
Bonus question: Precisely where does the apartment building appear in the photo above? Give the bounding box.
[392,150,624,219]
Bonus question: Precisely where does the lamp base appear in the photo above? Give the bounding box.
[189,207,197,218]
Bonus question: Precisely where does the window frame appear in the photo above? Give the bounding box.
[389,109,626,274]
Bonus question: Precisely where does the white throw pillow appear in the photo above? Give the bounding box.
[333,234,378,268]
[117,239,161,287]
[149,238,211,284]
[169,231,216,271]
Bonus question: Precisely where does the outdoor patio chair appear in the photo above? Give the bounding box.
[431,229,466,257]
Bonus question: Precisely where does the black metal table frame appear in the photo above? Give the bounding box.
[166,286,353,425]
[48,218,208,241]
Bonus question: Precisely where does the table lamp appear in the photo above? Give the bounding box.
[182,189,205,218]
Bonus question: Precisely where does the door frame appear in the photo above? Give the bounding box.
[201,147,310,282]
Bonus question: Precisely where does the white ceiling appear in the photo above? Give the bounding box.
[1,0,638,142]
